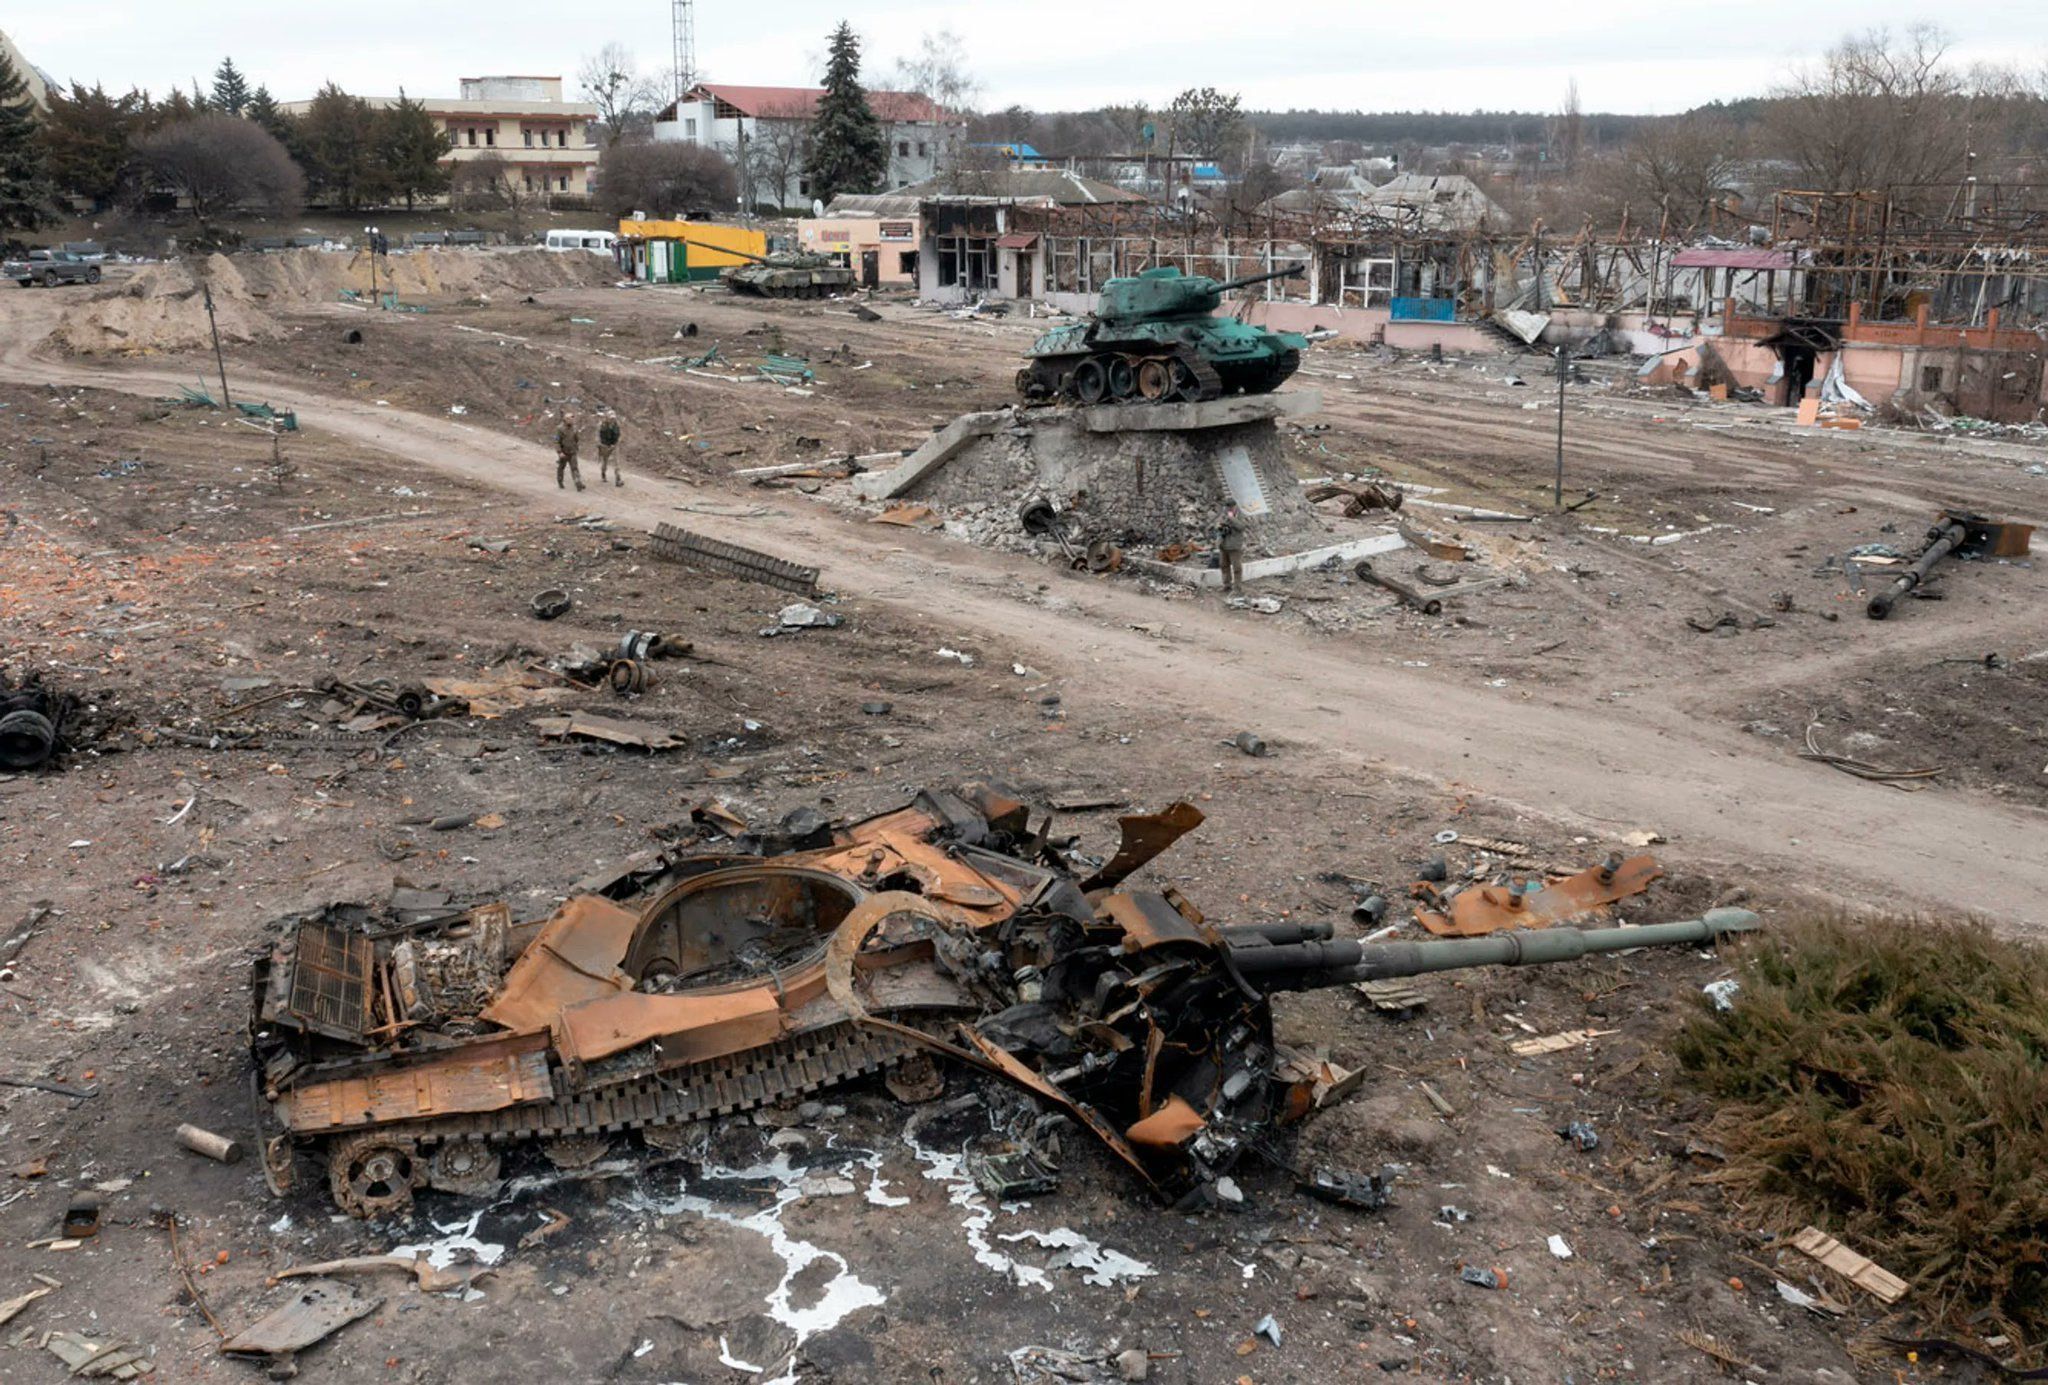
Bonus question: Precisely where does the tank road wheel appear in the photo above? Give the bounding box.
[541,1135,613,1170]
[329,1134,420,1219]
[884,1051,947,1105]
[1106,357,1137,401]
[394,682,429,718]
[1071,358,1109,406]
[608,658,647,695]
[427,1142,504,1198]
[0,710,57,771]
[1169,359,1204,402]
[1135,358,1173,401]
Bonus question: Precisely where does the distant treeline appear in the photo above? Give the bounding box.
[1246,108,1653,149]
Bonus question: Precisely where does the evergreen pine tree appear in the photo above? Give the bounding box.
[43,83,139,211]
[212,58,252,116]
[377,91,450,210]
[246,85,282,132]
[0,51,52,231]
[806,23,885,207]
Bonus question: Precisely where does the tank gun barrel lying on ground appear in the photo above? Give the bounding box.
[248,786,1758,1216]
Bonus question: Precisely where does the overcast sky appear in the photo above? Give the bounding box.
[12,2,2046,116]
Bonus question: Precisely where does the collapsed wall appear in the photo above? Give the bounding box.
[860,394,1332,556]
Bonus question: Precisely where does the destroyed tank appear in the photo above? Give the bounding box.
[1018,264,1311,405]
[248,784,1759,1217]
[684,239,857,300]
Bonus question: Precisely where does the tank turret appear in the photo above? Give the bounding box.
[1018,264,1310,405]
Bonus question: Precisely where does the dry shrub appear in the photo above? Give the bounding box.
[1675,915,2048,1350]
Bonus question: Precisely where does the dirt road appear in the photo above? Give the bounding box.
[6,290,2042,926]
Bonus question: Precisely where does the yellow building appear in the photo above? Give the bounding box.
[282,76,599,201]
[616,220,767,283]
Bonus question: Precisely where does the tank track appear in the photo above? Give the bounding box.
[334,1020,914,1155]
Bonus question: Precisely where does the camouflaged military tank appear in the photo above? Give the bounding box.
[1019,264,1310,404]
[685,240,858,299]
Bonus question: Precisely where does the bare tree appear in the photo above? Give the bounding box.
[1165,87,1243,164]
[1551,79,1586,173]
[891,29,979,116]
[131,114,303,221]
[596,140,738,219]
[450,150,537,236]
[1765,25,1975,206]
[744,102,813,211]
[579,43,664,147]
[1595,112,1746,228]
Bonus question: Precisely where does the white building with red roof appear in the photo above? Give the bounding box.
[654,82,965,212]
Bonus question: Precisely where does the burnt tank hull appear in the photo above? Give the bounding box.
[250,780,1757,1218]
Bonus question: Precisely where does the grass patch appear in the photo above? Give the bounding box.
[1674,914,2048,1350]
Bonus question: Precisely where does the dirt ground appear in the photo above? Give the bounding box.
[1,250,2043,1384]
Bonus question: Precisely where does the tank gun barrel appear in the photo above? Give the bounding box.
[680,238,769,264]
[1226,908,1759,991]
[1215,264,1305,294]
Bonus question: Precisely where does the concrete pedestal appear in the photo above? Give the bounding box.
[856,392,1337,557]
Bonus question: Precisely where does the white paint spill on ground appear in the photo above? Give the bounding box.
[389,1208,506,1271]
[719,1336,766,1373]
[856,1148,909,1207]
[625,1148,885,1385]
[995,1229,1155,1288]
[904,1124,1154,1292]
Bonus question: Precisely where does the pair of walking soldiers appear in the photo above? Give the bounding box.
[555,410,624,490]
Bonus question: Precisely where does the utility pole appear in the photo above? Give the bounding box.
[201,280,232,410]
[1553,344,1566,508]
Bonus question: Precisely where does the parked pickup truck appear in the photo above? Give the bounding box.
[5,249,102,287]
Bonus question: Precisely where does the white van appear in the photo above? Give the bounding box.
[544,229,618,255]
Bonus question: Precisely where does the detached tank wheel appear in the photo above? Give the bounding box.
[329,1134,420,1219]
[1106,357,1137,401]
[1135,358,1173,401]
[884,1051,946,1105]
[541,1135,613,1169]
[0,709,56,771]
[426,1142,503,1197]
[394,682,429,717]
[1071,359,1109,406]
[608,658,647,695]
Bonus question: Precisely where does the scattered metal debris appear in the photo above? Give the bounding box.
[1800,721,1942,789]
[1354,559,1443,614]
[175,1124,243,1164]
[529,588,572,621]
[220,1281,381,1359]
[651,523,821,595]
[1414,853,1662,937]
[1865,510,2032,620]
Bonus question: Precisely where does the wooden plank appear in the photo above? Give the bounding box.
[1789,1227,1909,1304]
